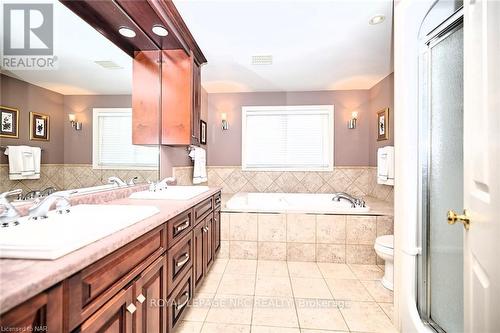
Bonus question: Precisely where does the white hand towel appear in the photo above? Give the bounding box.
[5,146,41,180]
[189,147,207,184]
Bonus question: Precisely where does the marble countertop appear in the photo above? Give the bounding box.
[221,194,393,216]
[0,187,221,314]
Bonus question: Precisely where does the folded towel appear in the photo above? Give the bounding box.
[188,146,207,184]
[5,146,41,180]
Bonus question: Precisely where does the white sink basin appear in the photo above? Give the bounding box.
[129,186,210,200]
[0,204,160,260]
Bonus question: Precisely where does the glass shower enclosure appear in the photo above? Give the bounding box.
[417,2,464,333]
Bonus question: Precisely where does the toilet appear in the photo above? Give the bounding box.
[374,235,394,291]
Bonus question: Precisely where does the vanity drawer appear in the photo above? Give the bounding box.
[214,192,222,208]
[194,197,213,223]
[66,225,166,331]
[167,268,193,332]
[166,209,193,248]
[167,232,193,295]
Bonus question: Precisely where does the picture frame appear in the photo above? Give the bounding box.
[200,119,207,145]
[377,108,390,141]
[0,106,19,138]
[29,112,50,141]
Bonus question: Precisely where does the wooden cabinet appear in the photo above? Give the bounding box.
[0,192,221,333]
[167,269,193,332]
[193,213,216,289]
[0,284,63,332]
[133,255,167,333]
[79,285,134,333]
[133,50,203,146]
[193,221,205,287]
[214,207,221,254]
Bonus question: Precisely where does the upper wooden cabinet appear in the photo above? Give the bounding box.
[132,50,203,146]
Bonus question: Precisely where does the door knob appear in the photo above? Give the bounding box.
[126,303,137,314]
[447,209,470,230]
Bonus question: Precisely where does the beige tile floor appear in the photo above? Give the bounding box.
[175,259,396,333]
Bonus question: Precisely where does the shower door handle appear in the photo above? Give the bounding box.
[447,209,470,230]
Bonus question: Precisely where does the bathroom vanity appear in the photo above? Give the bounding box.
[0,189,222,332]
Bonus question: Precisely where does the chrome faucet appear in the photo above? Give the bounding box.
[332,192,365,208]
[128,176,138,186]
[28,190,75,220]
[108,176,127,187]
[0,189,22,227]
[149,177,176,192]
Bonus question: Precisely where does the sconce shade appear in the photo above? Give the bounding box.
[68,113,76,122]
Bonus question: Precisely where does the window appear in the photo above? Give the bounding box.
[92,108,159,169]
[242,105,334,171]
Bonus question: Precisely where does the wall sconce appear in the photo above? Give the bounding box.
[348,111,358,129]
[68,113,82,130]
[221,113,229,130]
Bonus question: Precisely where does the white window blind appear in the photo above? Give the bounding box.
[92,108,159,169]
[242,105,334,171]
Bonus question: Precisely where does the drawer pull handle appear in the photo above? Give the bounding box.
[137,294,146,304]
[175,253,190,267]
[175,220,190,233]
[126,303,137,314]
[175,292,190,311]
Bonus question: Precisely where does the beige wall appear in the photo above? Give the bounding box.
[1,74,133,165]
[0,74,65,164]
[369,73,394,165]
[205,74,394,167]
[63,94,132,164]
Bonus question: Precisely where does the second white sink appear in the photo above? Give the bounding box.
[129,186,210,200]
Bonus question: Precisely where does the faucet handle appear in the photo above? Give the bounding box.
[128,176,138,186]
[0,189,22,200]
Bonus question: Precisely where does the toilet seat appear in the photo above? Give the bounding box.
[375,235,393,249]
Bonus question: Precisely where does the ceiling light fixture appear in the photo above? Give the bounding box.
[369,15,385,25]
[118,26,136,38]
[152,25,169,37]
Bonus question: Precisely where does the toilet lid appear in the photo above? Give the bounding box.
[376,235,393,249]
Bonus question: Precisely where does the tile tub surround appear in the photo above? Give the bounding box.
[0,164,159,193]
[173,166,394,202]
[176,259,395,332]
[219,212,394,264]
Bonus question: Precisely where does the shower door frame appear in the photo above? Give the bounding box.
[417,9,463,333]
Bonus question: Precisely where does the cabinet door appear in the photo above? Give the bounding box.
[80,285,134,333]
[134,256,166,333]
[204,214,214,271]
[0,284,62,332]
[213,208,221,254]
[193,221,205,287]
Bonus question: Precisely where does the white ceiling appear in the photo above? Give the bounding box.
[174,0,393,93]
[3,0,132,95]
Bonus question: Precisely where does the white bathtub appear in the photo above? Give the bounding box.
[224,192,370,214]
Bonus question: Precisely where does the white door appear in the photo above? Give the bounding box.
[463,0,500,332]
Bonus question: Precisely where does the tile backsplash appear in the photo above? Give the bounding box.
[0,164,158,193]
[173,166,393,202]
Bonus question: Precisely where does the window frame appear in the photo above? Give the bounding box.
[241,105,334,172]
[92,108,158,170]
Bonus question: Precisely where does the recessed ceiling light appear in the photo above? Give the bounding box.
[118,26,136,38]
[152,25,169,37]
[369,15,385,25]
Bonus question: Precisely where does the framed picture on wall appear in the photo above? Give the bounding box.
[29,112,50,141]
[377,108,390,141]
[200,120,207,145]
[0,106,19,138]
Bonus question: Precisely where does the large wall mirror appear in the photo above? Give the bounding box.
[0,0,161,201]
